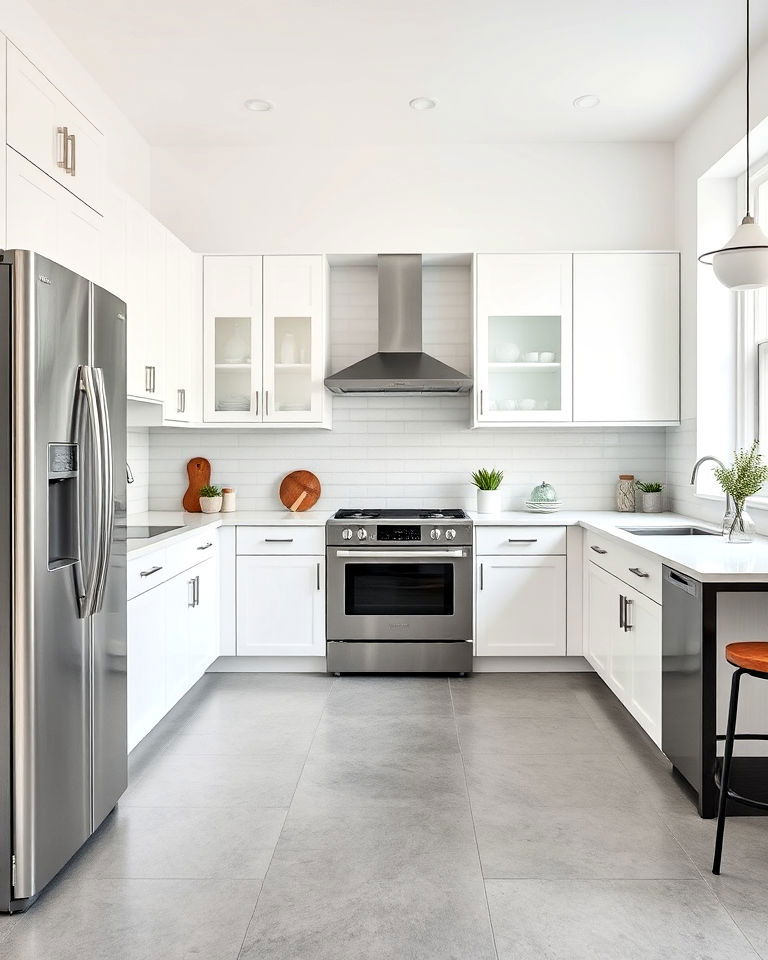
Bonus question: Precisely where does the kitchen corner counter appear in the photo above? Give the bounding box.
[124,508,332,557]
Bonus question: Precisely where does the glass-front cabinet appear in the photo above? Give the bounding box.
[474,254,573,423]
[203,255,329,426]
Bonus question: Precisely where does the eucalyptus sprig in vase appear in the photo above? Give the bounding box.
[713,442,768,543]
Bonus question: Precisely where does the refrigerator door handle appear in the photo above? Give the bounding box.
[77,365,104,618]
[92,367,114,614]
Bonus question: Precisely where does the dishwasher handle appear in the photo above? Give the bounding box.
[664,567,699,597]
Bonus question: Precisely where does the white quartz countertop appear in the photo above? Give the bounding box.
[125,508,768,580]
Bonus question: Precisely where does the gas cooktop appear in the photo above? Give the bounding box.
[332,508,468,522]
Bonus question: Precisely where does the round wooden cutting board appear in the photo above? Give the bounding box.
[279,470,321,512]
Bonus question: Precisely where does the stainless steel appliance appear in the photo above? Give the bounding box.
[324,255,472,395]
[326,509,473,674]
[0,251,127,911]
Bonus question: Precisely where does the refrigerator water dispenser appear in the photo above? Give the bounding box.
[47,442,79,570]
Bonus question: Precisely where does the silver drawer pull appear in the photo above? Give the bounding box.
[140,565,163,578]
[197,542,214,550]
[265,538,294,543]
[590,545,608,555]
[629,567,649,578]
[508,538,538,543]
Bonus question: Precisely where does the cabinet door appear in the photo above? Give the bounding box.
[262,255,326,423]
[100,185,127,301]
[476,555,566,656]
[145,216,167,400]
[626,586,662,746]
[6,148,102,282]
[584,560,619,677]
[189,557,220,675]
[125,199,152,399]
[127,586,168,751]
[164,240,200,423]
[237,555,324,656]
[164,571,197,708]
[573,253,679,423]
[475,254,572,424]
[204,256,263,422]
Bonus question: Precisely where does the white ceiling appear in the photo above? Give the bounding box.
[27,0,768,146]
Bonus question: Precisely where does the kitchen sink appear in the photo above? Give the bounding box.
[121,525,184,539]
[619,526,717,537]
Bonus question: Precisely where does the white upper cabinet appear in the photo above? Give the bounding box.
[573,253,680,423]
[6,42,105,214]
[475,254,573,423]
[125,198,166,401]
[203,255,330,427]
[164,240,201,423]
[7,147,102,283]
[204,255,263,422]
[262,255,327,423]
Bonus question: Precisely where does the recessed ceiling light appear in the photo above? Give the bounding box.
[572,94,600,109]
[409,97,438,111]
[244,98,273,112]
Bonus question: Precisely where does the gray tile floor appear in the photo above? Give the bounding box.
[1,671,767,959]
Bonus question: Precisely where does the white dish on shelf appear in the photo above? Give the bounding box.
[524,500,563,513]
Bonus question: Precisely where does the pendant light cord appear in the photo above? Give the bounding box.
[747,0,752,217]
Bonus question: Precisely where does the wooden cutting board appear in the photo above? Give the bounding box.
[279,470,321,512]
[182,457,212,513]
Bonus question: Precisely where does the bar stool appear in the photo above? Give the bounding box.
[713,642,768,874]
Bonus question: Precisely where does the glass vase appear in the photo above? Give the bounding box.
[723,502,756,544]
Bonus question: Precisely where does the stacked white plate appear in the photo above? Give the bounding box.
[524,500,563,513]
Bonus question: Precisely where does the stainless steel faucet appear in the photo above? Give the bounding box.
[690,455,732,518]
[126,463,135,485]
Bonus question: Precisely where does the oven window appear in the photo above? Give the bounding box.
[345,563,454,616]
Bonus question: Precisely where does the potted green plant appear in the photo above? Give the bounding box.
[471,467,504,514]
[199,483,223,514]
[714,441,768,543]
[636,480,664,514]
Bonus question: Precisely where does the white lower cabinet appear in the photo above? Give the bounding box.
[127,550,220,751]
[236,555,325,656]
[584,557,662,746]
[476,554,567,656]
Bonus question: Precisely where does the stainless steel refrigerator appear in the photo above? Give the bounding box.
[0,251,127,911]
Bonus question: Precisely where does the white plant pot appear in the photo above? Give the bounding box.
[641,492,663,514]
[199,496,222,514]
[476,489,502,514]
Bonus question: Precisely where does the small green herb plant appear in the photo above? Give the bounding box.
[714,442,768,505]
[199,484,222,498]
[636,480,663,493]
[470,468,504,491]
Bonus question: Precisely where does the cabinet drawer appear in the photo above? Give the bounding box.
[237,526,324,555]
[164,530,219,579]
[584,531,662,603]
[127,548,169,600]
[476,526,566,556]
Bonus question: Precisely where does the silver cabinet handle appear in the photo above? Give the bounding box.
[265,538,294,543]
[316,562,321,590]
[254,391,258,416]
[480,562,484,590]
[188,577,196,607]
[181,388,186,413]
[145,365,152,392]
[265,390,269,416]
[508,538,538,543]
[480,389,484,416]
[629,567,649,578]
[624,597,633,631]
[194,574,200,607]
[177,389,183,413]
[67,131,76,175]
[197,542,214,551]
[591,545,608,555]
[140,565,163,578]
[151,366,156,393]
[57,126,69,169]
[619,594,625,629]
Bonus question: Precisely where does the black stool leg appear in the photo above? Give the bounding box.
[713,668,743,875]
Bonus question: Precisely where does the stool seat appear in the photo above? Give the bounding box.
[725,642,768,674]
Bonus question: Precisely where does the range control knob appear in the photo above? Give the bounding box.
[342,528,353,540]
[357,527,368,541]
[445,528,457,541]
[430,528,442,541]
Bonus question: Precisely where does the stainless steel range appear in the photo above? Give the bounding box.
[326,509,473,675]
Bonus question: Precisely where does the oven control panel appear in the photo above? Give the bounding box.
[328,522,472,547]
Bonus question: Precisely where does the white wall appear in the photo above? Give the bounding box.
[151,142,674,254]
[0,0,151,203]
[668,41,768,526]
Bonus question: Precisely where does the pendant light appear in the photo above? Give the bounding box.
[699,0,768,290]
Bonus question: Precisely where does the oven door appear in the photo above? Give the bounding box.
[326,546,472,642]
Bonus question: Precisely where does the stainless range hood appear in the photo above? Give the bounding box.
[324,254,472,395]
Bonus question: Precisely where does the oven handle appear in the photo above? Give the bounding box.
[332,549,468,559]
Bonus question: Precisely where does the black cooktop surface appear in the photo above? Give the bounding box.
[333,509,468,521]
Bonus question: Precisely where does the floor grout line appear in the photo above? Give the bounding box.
[449,677,501,960]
